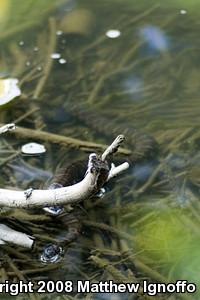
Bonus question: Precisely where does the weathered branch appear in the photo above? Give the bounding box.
[107,162,129,181]
[0,136,129,208]
[0,154,100,208]
[0,224,34,248]
[101,135,125,161]
[0,136,129,248]
[0,123,131,156]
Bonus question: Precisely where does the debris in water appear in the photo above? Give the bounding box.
[0,78,21,105]
[59,58,66,64]
[106,29,121,39]
[43,206,64,215]
[21,142,46,155]
[180,9,187,14]
[56,30,63,36]
[51,53,61,59]
[40,244,63,263]
[19,40,24,46]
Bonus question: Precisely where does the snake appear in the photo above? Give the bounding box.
[66,103,158,162]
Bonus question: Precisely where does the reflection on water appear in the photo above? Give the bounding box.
[0,0,200,299]
[139,25,169,53]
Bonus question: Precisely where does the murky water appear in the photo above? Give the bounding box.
[0,0,200,299]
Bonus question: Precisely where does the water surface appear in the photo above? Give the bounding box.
[0,1,200,299]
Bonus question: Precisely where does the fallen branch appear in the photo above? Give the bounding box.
[1,123,131,155]
[0,224,34,248]
[0,136,129,248]
[0,136,129,208]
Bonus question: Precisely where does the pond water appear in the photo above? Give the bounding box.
[0,0,200,299]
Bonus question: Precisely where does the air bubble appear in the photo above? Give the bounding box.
[51,53,61,59]
[180,9,187,14]
[40,244,63,263]
[56,30,63,36]
[106,29,121,39]
[59,58,67,64]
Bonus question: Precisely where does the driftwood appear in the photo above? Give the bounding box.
[0,123,131,155]
[0,128,129,248]
[0,224,34,248]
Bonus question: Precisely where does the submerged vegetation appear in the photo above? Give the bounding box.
[0,0,200,299]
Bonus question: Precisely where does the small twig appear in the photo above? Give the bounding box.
[101,135,125,161]
[107,162,129,181]
[19,66,41,87]
[33,17,57,99]
[13,107,39,124]
[90,255,130,283]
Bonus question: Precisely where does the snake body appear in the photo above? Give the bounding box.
[67,104,158,162]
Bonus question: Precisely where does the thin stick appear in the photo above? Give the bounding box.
[101,135,125,161]
[33,17,56,99]
[0,140,129,209]
[107,162,130,181]
[13,107,39,124]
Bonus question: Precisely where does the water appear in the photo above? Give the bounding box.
[0,0,200,299]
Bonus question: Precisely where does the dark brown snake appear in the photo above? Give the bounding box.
[66,103,158,162]
[48,103,158,189]
[41,104,158,261]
